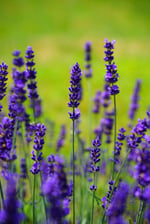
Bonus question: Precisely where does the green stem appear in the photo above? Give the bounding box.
[91,173,96,224]
[39,172,48,223]
[136,201,145,224]
[32,174,36,224]
[77,134,84,222]
[72,116,75,224]
[112,94,117,180]
[0,179,4,208]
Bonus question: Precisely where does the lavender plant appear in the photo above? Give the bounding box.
[68,62,82,224]
[0,39,150,224]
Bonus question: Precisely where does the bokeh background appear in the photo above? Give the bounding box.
[0,0,150,130]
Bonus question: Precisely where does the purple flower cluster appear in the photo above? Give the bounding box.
[84,41,92,78]
[8,51,27,121]
[25,46,39,118]
[42,155,70,224]
[103,110,114,144]
[128,79,141,122]
[104,39,119,95]
[106,182,129,224]
[30,123,46,174]
[101,84,111,108]
[0,62,8,112]
[92,91,101,114]
[0,117,16,161]
[101,180,115,208]
[20,158,27,179]
[114,127,126,167]
[89,137,101,191]
[68,63,82,120]
[0,175,25,224]
[56,124,66,152]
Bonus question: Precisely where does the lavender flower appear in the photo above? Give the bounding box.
[101,84,111,108]
[0,62,8,112]
[56,125,66,152]
[8,50,27,122]
[92,91,101,113]
[128,79,141,122]
[30,98,42,118]
[101,180,116,209]
[84,41,92,78]
[12,50,24,67]
[68,62,82,120]
[0,175,25,224]
[0,117,16,161]
[20,158,27,179]
[104,39,119,95]
[89,136,101,190]
[103,110,114,144]
[42,155,70,224]
[25,46,39,118]
[114,127,126,169]
[30,123,46,174]
[106,182,129,224]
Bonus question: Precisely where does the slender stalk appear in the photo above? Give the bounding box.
[72,117,75,224]
[0,179,4,208]
[112,94,117,180]
[32,174,36,224]
[77,134,84,222]
[136,200,145,224]
[39,172,48,223]
[138,201,145,224]
[101,149,131,224]
[32,105,36,224]
[91,173,96,224]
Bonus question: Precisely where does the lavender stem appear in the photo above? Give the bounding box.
[32,174,36,224]
[72,116,75,224]
[112,94,117,180]
[0,179,4,208]
[91,173,96,224]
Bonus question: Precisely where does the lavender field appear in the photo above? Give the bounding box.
[1,0,150,224]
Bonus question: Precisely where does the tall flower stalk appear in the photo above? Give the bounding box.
[68,62,82,224]
[104,39,119,180]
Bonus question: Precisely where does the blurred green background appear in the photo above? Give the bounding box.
[0,0,150,130]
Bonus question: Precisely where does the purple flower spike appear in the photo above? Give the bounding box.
[25,46,40,117]
[68,63,82,120]
[92,91,101,113]
[88,136,101,190]
[30,123,46,175]
[84,41,92,78]
[106,182,129,224]
[0,175,25,224]
[56,125,66,152]
[104,39,119,95]
[128,79,141,122]
[0,62,8,111]
[12,50,24,67]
